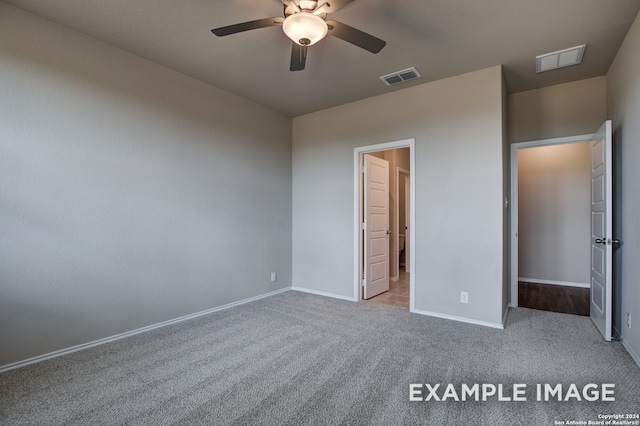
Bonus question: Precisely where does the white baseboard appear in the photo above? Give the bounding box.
[518,277,590,289]
[0,287,291,373]
[411,308,505,330]
[291,286,357,302]
[622,339,640,369]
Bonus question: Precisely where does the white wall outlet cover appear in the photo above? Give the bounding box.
[271,272,277,282]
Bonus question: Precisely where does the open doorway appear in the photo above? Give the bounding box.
[510,120,615,343]
[354,139,415,310]
[511,133,595,311]
[515,141,592,315]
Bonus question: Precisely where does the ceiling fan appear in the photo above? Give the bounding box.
[211,0,386,71]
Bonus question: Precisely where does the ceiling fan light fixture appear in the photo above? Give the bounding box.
[282,12,328,46]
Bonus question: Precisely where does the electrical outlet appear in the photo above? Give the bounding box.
[628,312,632,328]
[270,272,277,282]
[460,291,468,304]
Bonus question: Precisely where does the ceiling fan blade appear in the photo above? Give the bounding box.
[212,17,283,37]
[326,20,386,53]
[290,42,308,71]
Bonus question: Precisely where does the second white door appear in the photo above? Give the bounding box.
[590,120,613,341]
[364,154,390,299]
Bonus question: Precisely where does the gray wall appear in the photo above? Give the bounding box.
[0,4,292,367]
[508,76,607,143]
[607,10,640,365]
[292,66,506,326]
[517,143,591,285]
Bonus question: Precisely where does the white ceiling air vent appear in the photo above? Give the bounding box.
[536,44,586,73]
[380,67,421,86]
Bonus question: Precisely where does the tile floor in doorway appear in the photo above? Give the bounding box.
[368,267,409,308]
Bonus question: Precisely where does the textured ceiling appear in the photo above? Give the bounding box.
[4,0,640,116]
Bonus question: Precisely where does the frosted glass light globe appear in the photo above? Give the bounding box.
[282,13,328,46]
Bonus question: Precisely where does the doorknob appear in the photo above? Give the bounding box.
[386,230,392,235]
[595,238,621,245]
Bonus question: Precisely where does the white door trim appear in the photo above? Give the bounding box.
[510,133,595,307]
[354,139,415,310]
[396,167,410,279]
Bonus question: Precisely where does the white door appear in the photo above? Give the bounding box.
[590,120,613,341]
[363,154,390,299]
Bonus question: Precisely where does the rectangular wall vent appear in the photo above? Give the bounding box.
[536,45,586,73]
[380,67,421,86]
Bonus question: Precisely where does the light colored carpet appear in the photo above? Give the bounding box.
[1,290,639,425]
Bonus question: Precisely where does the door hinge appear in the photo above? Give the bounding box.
[362,165,366,174]
[361,279,365,287]
[361,222,365,230]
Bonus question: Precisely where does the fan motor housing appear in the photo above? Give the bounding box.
[284,0,328,19]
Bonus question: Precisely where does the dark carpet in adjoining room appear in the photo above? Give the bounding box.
[518,281,590,316]
[1,291,638,425]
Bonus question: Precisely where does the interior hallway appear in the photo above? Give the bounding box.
[368,267,409,308]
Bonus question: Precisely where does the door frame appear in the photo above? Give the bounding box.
[354,139,416,310]
[509,133,594,307]
[396,167,410,278]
